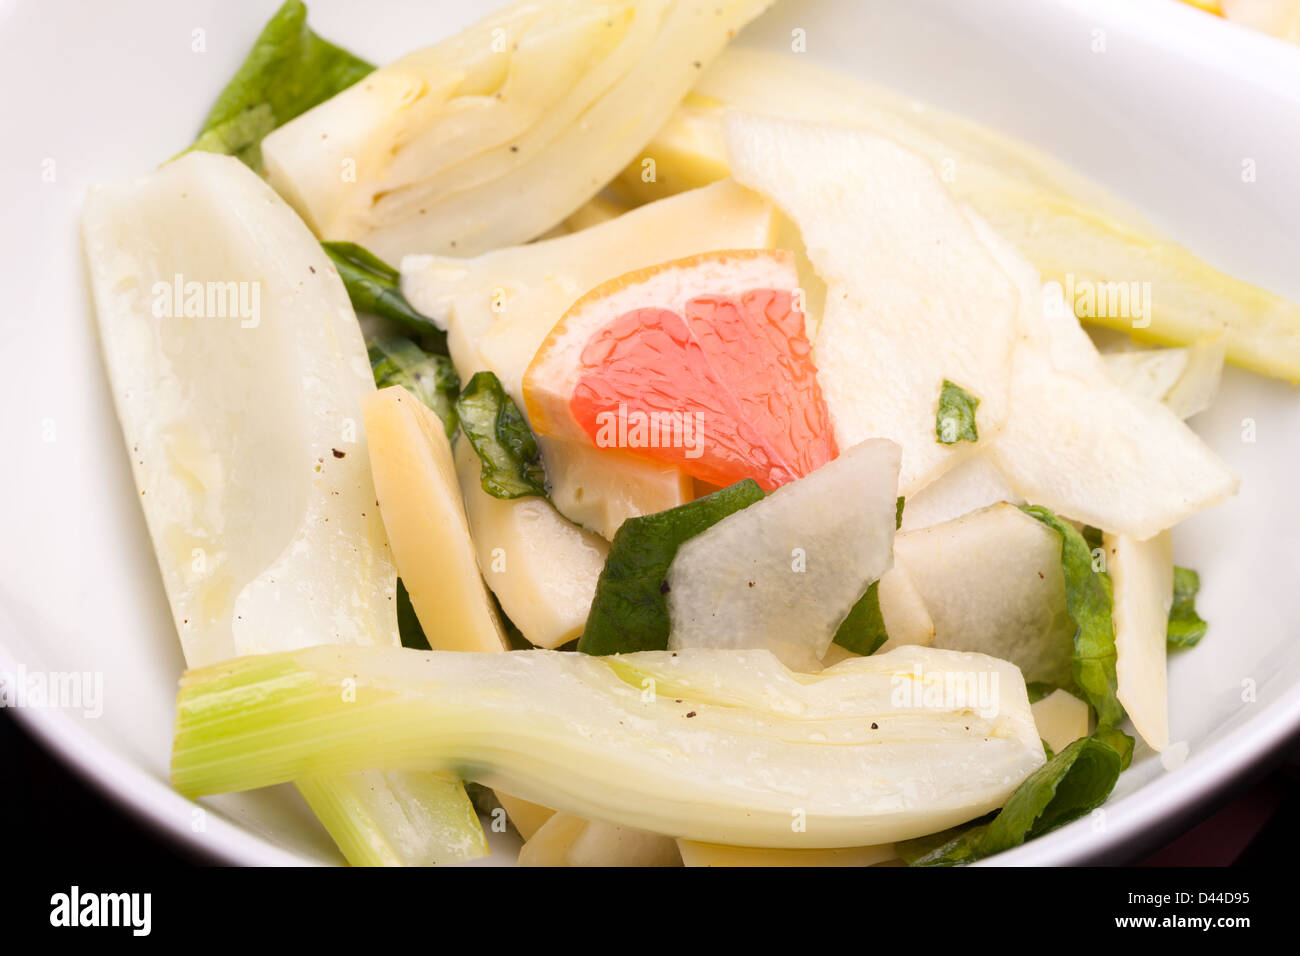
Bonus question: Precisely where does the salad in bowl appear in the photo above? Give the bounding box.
[77,0,1296,866]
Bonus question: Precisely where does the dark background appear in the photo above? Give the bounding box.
[3,708,1297,866]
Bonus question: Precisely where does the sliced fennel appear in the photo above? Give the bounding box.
[1103,333,1227,420]
[628,47,1300,379]
[723,113,1017,495]
[667,440,901,672]
[262,0,776,260]
[171,644,1045,848]
[401,178,775,540]
[82,152,485,865]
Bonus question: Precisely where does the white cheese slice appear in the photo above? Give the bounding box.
[1031,689,1091,755]
[1107,530,1174,752]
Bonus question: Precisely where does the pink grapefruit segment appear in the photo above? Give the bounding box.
[523,250,837,490]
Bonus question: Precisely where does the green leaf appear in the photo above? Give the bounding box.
[369,335,459,437]
[1167,565,1208,648]
[1021,505,1125,729]
[323,242,447,346]
[899,736,1122,866]
[935,378,980,444]
[395,579,431,651]
[188,0,373,170]
[455,371,549,500]
[1025,681,1057,704]
[832,581,888,656]
[895,495,905,530]
[578,480,766,656]
[1091,724,1135,771]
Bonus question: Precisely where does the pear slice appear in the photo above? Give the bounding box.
[626,48,1300,379]
[967,212,1239,539]
[263,0,776,260]
[723,113,1017,495]
[1106,531,1174,752]
[667,439,901,672]
[899,455,1021,532]
[1103,333,1227,420]
[894,503,1076,687]
[402,178,776,539]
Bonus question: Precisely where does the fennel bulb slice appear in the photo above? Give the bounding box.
[723,113,1017,495]
[262,0,776,260]
[82,151,485,865]
[666,439,901,672]
[171,644,1045,848]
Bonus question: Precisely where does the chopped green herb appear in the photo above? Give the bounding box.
[395,579,430,650]
[1167,566,1208,648]
[935,379,980,444]
[899,736,1123,865]
[455,371,548,500]
[1021,505,1124,729]
[188,0,372,170]
[832,582,888,656]
[895,495,906,530]
[369,336,459,437]
[323,242,447,347]
[578,480,766,656]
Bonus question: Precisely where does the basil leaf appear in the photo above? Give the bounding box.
[935,379,980,444]
[323,242,447,347]
[369,336,459,437]
[895,495,905,530]
[579,480,766,655]
[455,371,548,500]
[1025,681,1057,704]
[395,579,430,650]
[899,736,1123,866]
[1167,565,1208,648]
[832,582,888,656]
[1021,505,1124,728]
[189,0,372,170]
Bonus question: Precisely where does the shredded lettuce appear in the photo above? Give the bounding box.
[188,0,372,169]
[898,736,1122,865]
[455,371,549,500]
[579,480,766,655]
[935,379,980,444]
[1167,566,1208,648]
[324,242,447,346]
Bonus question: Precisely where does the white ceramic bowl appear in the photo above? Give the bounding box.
[1,0,1298,865]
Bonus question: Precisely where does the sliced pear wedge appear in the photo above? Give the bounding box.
[519,813,681,866]
[723,113,1017,495]
[667,439,901,672]
[627,48,1300,379]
